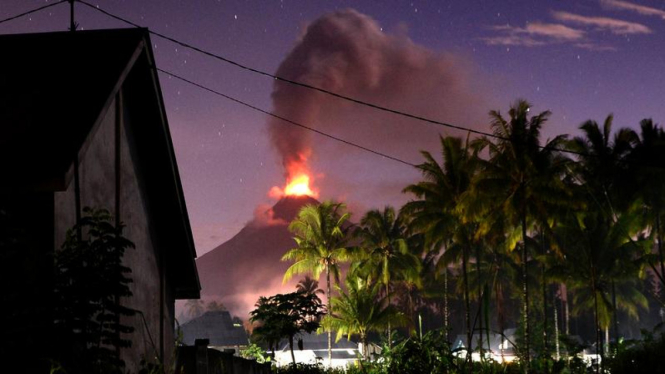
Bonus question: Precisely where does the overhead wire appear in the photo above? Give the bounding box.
[0,0,67,26]
[77,0,600,160]
[2,1,657,167]
[156,67,417,167]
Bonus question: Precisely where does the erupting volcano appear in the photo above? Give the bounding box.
[270,169,319,199]
[195,194,320,317]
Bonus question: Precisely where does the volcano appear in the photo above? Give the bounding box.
[195,195,319,317]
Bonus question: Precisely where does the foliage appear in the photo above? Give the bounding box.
[381,330,459,374]
[53,207,136,373]
[271,363,347,374]
[251,290,324,363]
[241,343,271,363]
[606,328,665,374]
[321,276,406,357]
[282,200,353,363]
[185,299,205,318]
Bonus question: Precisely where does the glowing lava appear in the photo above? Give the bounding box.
[285,174,315,196]
[270,173,319,199]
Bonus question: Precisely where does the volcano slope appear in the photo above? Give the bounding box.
[195,195,319,317]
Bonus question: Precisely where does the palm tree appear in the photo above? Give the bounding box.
[206,300,227,312]
[567,115,636,219]
[403,135,482,367]
[567,115,643,347]
[185,299,205,319]
[549,210,649,363]
[475,100,569,367]
[296,276,324,301]
[628,119,665,303]
[354,206,421,348]
[321,276,406,359]
[282,200,353,366]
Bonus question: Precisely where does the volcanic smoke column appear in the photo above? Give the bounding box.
[267,10,392,196]
[267,9,483,197]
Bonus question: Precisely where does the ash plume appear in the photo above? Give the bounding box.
[268,9,490,178]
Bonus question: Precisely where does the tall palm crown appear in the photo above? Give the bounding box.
[476,100,570,366]
[628,119,665,295]
[403,135,482,360]
[354,206,421,346]
[282,200,352,366]
[355,206,421,291]
[322,276,406,358]
[549,209,648,357]
[568,115,636,216]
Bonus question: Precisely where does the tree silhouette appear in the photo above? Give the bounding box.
[250,291,323,364]
[282,200,353,365]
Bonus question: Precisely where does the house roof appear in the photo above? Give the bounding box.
[279,332,358,352]
[0,28,199,298]
[452,328,517,353]
[180,311,248,346]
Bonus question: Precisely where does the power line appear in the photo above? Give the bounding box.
[0,0,66,26]
[11,0,648,165]
[76,1,499,138]
[77,0,597,160]
[157,68,417,168]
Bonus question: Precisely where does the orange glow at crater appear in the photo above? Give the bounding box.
[285,174,315,196]
[269,152,319,199]
[269,172,319,199]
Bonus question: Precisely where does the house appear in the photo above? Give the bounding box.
[274,332,361,368]
[180,310,249,353]
[0,28,200,371]
[452,328,518,363]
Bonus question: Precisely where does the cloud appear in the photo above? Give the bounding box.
[483,22,584,46]
[552,11,652,34]
[600,0,665,20]
[525,22,586,39]
[574,42,618,51]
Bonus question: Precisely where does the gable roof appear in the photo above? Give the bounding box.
[180,311,248,346]
[0,28,199,298]
[278,332,358,352]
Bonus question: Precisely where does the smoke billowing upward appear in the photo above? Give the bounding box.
[268,9,489,182]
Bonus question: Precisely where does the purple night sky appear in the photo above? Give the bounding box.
[2,0,664,256]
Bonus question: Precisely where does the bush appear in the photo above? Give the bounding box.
[606,328,665,374]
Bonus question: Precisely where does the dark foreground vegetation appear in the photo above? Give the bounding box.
[251,100,665,374]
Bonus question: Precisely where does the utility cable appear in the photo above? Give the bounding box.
[156,67,417,167]
[76,1,659,165]
[0,0,67,26]
[74,3,525,143]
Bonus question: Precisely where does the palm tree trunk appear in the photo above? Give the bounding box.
[521,209,530,370]
[289,335,296,364]
[462,247,472,371]
[444,244,449,342]
[657,215,665,299]
[541,231,548,357]
[444,265,449,342]
[497,280,505,363]
[387,283,392,350]
[564,285,570,335]
[326,265,332,367]
[360,332,367,370]
[476,246,484,361]
[612,279,619,353]
[592,276,601,374]
[554,292,560,360]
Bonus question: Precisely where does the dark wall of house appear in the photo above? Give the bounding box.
[0,191,54,372]
[53,93,176,370]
